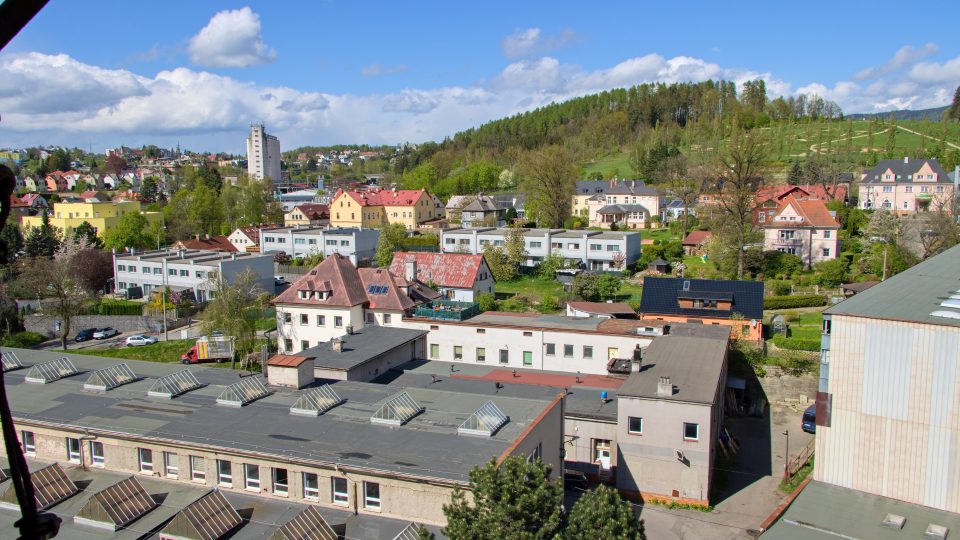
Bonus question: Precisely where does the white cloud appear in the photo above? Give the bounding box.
[502,27,579,59]
[188,7,276,68]
[854,43,938,80]
[360,64,409,77]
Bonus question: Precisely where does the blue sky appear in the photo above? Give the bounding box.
[1,1,958,153]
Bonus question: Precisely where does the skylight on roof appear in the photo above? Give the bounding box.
[24,357,79,384]
[30,463,78,510]
[270,506,337,540]
[931,310,960,320]
[148,369,203,399]
[160,489,241,540]
[371,392,424,426]
[290,385,343,416]
[458,400,509,437]
[84,363,137,392]
[394,522,429,540]
[1,351,23,372]
[939,299,960,309]
[74,476,157,531]
[216,376,271,407]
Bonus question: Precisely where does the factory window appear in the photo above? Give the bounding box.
[545,343,555,356]
[273,468,288,495]
[302,472,318,500]
[190,456,206,482]
[454,346,463,360]
[430,344,439,359]
[90,441,105,466]
[139,448,154,473]
[564,344,574,357]
[499,349,509,364]
[283,339,293,352]
[476,347,486,362]
[21,431,35,455]
[164,452,178,477]
[66,437,82,463]
[583,346,593,359]
[332,477,348,505]
[523,331,533,337]
[245,464,260,491]
[217,460,232,487]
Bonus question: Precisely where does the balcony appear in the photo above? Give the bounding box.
[414,300,480,321]
[773,238,803,247]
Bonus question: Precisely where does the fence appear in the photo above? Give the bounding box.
[414,300,480,321]
[79,303,144,316]
[275,264,311,275]
[786,438,815,480]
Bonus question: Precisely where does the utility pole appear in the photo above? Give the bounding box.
[783,429,790,483]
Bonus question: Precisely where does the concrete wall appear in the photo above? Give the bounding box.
[267,361,313,389]
[616,397,715,504]
[814,315,960,513]
[504,394,565,479]
[564,416,617,474]
[314,336,424,382]
[25,314,185,338]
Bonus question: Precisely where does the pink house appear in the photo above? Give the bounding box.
[762,196,840,268]
[858,157,954,214]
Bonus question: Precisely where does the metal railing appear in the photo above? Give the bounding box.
[786,438,815,480]
[414,300,480,321]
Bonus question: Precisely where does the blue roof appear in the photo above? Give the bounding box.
[639,276,764,321]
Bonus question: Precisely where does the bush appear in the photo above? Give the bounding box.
[772,335,821,351]
[499,296,529,312]
[1,331,46,348]
[767,280,792,296]
[537,295,559,313]
[477,292,497,311]
[764,295,826,310]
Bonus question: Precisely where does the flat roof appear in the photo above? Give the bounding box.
[262,226,370,235]
[0,460,444,540]
[617,329,730,404]
[826,243,960,327]
[299,326,428,371]
[417,312,710,338]
[115,249,271,267]
[761,481,960,540]
[1,348,557,484]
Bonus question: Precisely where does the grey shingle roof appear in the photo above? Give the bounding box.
[617,330,729,404]
[597,204,652,214]
[861,158,951,184]
[300,326,428,371]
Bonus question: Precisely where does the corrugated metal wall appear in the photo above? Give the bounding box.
[815,315,960,513]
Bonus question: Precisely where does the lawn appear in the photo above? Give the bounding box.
[67,339,196,364]
[643,228,678,243]
[496,276,566,301]
[581,153,633,178]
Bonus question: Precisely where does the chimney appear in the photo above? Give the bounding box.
[405,259,417,282]
[657,376,673,397]
[331,337,343,353]
[904,156,909,164]
[609,178,616,189]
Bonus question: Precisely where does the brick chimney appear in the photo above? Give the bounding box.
[657,376,673,397]
[405,259,417,282]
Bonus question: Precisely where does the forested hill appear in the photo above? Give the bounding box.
[845,105,948,121]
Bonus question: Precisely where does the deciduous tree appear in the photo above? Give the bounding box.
[20,238,94,349]
[520,146,577,228]
[200,269,271,370]
[375,223,409,268]
[103,212,151,250]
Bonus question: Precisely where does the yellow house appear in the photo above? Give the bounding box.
[329,188,434,229]
[22,200,162,238]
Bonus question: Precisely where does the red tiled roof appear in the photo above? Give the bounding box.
[389,252,486,290]
[173,236,238,252]
[336,188,427,207]
[267,354,311,367]
[681,230,713,246]
[566,301,636,316]
[238,227,261,244]
[769,196,840,228]
[292,203,329,220]
[272,253,370,307]
[755,184,847,204]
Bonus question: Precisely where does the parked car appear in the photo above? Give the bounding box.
[802,404,816,434]
[564,469,589,491]
[274,275,286,285]
[126,335,158,347]
[93,327,119,339]
[74,328,98,342]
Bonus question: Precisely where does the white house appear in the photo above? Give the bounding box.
[227,226,262,252]
[388,252,494,302]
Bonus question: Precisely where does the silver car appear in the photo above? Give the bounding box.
[125,335,158,347]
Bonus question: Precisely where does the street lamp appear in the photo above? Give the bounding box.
[782,429,790,482]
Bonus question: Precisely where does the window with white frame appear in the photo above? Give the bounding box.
[217,459,232,486]
[245,464,260,491]
[334,316,343,328]
[67,437,81,463]
[563,344,574,357]
[332,477,348,505]
[90,441,105,466]
[21,431,35,455]
[302,472,319,500]
[683,422,699,441]
[139,448,154,473]
[164,452,178,477]
[190,456,206,481]
[273,467,288,495]
[316,315,325,326]
[363,481,381,510]
[583,346,593,359]
[628,416,643,435]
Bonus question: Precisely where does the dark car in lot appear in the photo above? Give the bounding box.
[802,404,816,434]
[564,469,589,491]
[74,328,97,342]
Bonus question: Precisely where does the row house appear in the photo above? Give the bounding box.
[260,226,379,266]
[858,157,955,214]
[440,227,642,271]
[761,196,840,268]
[273,254,440,354]
[329,188,436,229]
[389,252,495,302]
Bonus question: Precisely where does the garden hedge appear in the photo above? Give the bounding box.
[1,331,46,348]
[764,294,826,310]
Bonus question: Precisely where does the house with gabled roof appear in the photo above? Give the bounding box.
[859,157,954,214]
[586,179,661,229]
[761,196,840,268]
[329,187,436,229]
[639,276,765,341]
[272,253,439,354]
[753,183,847,224]
[228,226,266,252]
[284,203,329,226]
[388,252,494,302]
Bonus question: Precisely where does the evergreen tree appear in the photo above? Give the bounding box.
[948,85,960,121]
[71,221,103,249]
[564,485,645,540]
[443,456,562,540]
[23,211,62,258]
[140,176,160,203]
[0,222,24,256]
[787,161,803,185]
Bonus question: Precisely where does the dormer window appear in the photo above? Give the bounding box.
[299,290,311,300]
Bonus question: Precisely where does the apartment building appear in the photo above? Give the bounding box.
[389,252,495,302]
[329,188,436,229]
[246,123,281,182]
[815,244,960,513]
[260,226,379,266]
[761,196,840,268]
[21,200,161,238]
[616,328,729,506]
[0,350,563,530]
[440,227,642,271]
[858,157,955,214]
[273,254,439,354]
[112,249,274,302]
